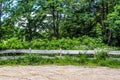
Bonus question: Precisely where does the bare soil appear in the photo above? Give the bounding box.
[0,66,120,80]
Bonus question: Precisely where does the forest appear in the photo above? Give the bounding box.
[0,0,120,50]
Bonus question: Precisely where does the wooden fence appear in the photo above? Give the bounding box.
[0,49,120,55]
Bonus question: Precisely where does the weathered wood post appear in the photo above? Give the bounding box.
[94,49,97,59]
[29,48,31,53]
[59,48,62,57]
[13,49,16,59]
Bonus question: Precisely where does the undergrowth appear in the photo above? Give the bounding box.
[0,52,120,68]
[0,37,119,50]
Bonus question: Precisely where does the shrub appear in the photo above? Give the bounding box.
[95,52,109,61]
[0,37,119,50]
[0,38,24,49]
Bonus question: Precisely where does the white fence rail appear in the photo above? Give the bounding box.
[0,49,120,55]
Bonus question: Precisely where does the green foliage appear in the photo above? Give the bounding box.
[30,36,113,50]
[0,38,24,49]
[0,53,120,68]
[95,52,109,61]
[0,37,119,50]
[104,5,120,46]
[1,0,120,47]
[105,59,120,68]
[30,39,48,49]
[0,38,30,50]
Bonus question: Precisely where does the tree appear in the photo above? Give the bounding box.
[41,0,64,38]
[0,0,120,47]
[0,0,3,39]
[12,0,46,41]
[105,5,120,46]
[0,0,12,40]
[60,0,96,37]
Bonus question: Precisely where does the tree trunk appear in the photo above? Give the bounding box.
[100,0,107,40]
[27,18,32,41]
[51,5,59,38]
[108,30,112,45]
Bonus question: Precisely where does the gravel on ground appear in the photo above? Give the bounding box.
[0,65,120,80]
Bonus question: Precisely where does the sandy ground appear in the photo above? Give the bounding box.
[0,66,120,80]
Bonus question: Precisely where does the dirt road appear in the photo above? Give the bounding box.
[0,66,120,80]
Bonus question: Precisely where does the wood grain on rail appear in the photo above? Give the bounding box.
[0,49,120,55]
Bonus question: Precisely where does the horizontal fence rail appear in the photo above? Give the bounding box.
[0,49,120,55]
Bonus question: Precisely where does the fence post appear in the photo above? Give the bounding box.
[29,48,31,53]
[59,48,62,57]
[94,49,97,59]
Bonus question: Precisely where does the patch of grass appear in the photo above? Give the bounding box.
[0,53,120,68]
[95,52,110,61]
